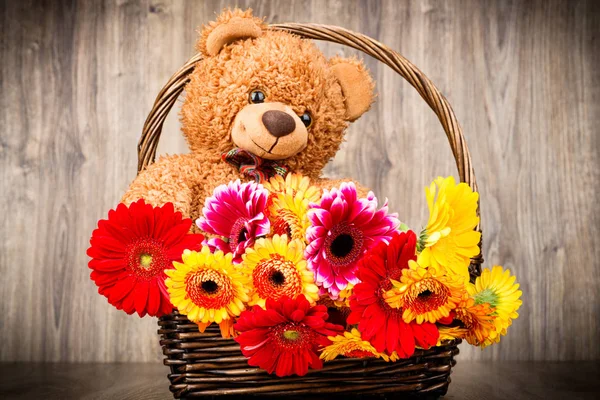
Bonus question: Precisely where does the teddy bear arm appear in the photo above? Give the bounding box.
[121,154,205,217]
[312,177,371,198]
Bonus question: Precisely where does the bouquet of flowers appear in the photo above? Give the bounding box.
[88,174,522,377]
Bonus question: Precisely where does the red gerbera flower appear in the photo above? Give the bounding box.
[347,231,439,358]
[87,200,204,317]
[234,295,344,377]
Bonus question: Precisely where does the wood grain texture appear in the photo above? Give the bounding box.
[1,0,598,362]
[1,361,599,399]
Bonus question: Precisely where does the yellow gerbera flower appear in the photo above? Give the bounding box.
[242,234,319,307]
[268,193,312,242]
[384,260,465,324]
[468,265,523,348]
[165,247,251,331]
[264,173,321,242]
[263,173,321,201]
[320,328,399,362]
[417,176,481,281]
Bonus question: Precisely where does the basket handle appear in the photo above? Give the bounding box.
[136,23,483,277]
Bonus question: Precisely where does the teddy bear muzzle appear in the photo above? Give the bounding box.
[231,102,308,160]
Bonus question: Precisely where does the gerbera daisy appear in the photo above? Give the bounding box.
[265,173,321,242]
[452,295,497,346]
[320,328,398,362]
[165,247,251,336]
[196,180,269,261]
[305,182,400,298]
[234,295,344,377]
[269,195,304,240]
[87,200,204,317]
[241,234,319,307]
[468,265,523,348]
[383,260,465,324]
[263,173,321,200]
[347,231,439,358]
[417,176,481,281]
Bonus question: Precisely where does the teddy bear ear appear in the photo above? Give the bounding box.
[197,8,266,57]
[329,57,376,122]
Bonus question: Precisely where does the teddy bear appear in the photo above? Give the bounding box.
[122,8,375,227]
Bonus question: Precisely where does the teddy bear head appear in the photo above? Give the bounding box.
[180,8,375,178]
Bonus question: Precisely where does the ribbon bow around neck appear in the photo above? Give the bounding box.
[221,148,290,183]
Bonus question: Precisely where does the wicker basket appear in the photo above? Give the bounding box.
[139,23,483,399]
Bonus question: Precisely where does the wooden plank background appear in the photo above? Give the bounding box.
[1,0,598,362]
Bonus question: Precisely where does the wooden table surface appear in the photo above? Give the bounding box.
[0,361,598,399]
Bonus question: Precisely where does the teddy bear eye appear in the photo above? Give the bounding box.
[249,90,266,104]
[299,111,312,128]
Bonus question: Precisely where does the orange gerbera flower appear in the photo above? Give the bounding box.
[468,265,523,348]
[452,295,496,346]
[384,260,465,324]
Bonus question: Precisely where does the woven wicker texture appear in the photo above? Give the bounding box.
[160,311,460,398]
[141,23,480,398]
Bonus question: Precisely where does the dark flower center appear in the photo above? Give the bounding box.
[229,218,251,253]
[330,234,354,258]
[185,269,233,309]
[455,308,476,330]
[324,223,364,267]
[238,228,248,243]
[405,281,450,314]
[270,271,286,286]
[252,255,302,301]
[201,280,219,294]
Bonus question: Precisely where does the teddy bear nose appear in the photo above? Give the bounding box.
[262,110,296,138]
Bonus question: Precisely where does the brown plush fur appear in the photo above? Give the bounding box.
[122,8,375,228]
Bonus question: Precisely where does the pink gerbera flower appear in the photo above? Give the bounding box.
[305,182,400,298]
[196,180,270,261]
